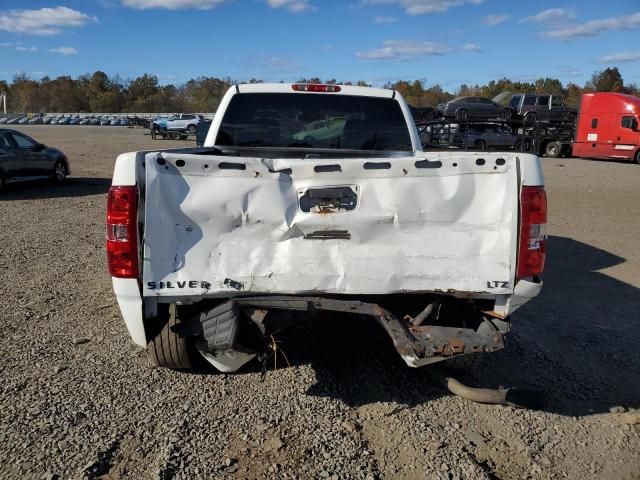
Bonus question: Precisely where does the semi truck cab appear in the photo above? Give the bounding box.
[573,92,640,164]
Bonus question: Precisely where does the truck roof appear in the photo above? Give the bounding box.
[581,92,640,114]
[236,82,395,99]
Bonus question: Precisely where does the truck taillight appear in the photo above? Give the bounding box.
[517,186,547,279]
[106,186,139,278]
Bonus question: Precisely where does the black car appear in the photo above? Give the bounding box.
[437,96,513,121]
[0,129,70,192]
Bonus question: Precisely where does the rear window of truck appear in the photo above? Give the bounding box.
[216,93,412,151]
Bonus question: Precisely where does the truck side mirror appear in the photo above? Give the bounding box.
[633,118,639,131]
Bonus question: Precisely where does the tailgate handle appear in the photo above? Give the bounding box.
[299,186,357,213]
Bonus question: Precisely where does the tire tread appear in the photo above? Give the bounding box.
[148,305,193,370]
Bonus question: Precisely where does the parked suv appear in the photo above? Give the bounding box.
[509,94,577,124]
[152,113,202,134]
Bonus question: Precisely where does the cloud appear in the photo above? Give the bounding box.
[462,43,482,52]
[600,51,640,64]
[50,47,78,56]
[482,14,509,26]
[266,0,316,13]
[543,12,640,40]
[122,0,229,9]
[0,7,97,35]
[374,16,397,24]
[361,0,483,15]
[557,65,582,78]
[356,40,448,60]
[246,55,303,73]
[521,8,576,24]
[16,46,38,52]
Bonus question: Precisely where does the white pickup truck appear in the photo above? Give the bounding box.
[107,83,546,374]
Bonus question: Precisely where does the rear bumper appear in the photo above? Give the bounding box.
[174,295,510,371]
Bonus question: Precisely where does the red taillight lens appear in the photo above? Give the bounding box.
[292,84,341,93]
[106,186,139,278]
[517,186,547,278]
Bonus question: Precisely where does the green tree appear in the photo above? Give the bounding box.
[586,67,624,92]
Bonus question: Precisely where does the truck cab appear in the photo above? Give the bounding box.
[572,92,640,164]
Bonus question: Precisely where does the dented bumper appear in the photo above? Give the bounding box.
[175,295,509,371]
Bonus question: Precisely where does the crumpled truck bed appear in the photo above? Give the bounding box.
[141,151,519,298]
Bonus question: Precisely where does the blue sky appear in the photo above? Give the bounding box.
[1,0,640,90]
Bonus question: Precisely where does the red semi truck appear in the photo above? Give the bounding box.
[572,92,640,164]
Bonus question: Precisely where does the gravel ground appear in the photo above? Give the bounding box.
[1,126,639,480]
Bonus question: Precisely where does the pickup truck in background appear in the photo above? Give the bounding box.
[107,83,546,373]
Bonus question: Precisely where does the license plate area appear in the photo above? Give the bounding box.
[298,185,359,213]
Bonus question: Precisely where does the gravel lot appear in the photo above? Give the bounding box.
[1,126,639,480]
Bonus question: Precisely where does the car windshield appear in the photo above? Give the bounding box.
[216,93,412,151]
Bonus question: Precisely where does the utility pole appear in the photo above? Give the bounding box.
[0,92,6,114]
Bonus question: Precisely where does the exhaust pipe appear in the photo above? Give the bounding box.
[445,377,544,409]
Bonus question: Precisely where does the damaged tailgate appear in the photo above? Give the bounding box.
[141,151,519,299]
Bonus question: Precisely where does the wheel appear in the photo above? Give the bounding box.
[545,141,561,158]
[634,149,640,165]
[524,112,537,127]
[52,160,68,183]
[422,110,435,122]
[516,139,533,152]
[455,109,469,121]
[148,304,195,370]
[180,134,188,140]
[501,108,513,121]
[171,132,181,140]
[187,124,197,135]
[474,140,487,150]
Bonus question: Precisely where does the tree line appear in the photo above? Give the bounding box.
[0,67,637,114]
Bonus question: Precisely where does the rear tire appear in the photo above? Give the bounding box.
[187,124,197,134]
[634,149,640,165]
[501,108,513,121]
[474,140,487,150]
[545,141,561,158]
[148,304,195,370]
[422,110,435,122]
[455,109,469,121]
